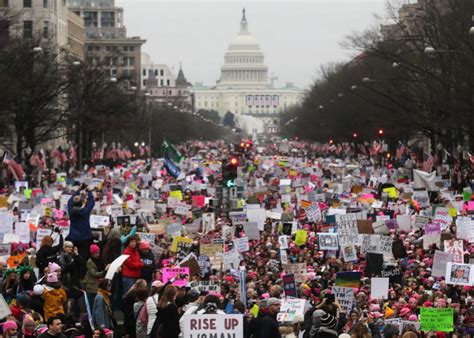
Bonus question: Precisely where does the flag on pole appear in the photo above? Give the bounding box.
[164,158,181,179]
[161,139,183,163]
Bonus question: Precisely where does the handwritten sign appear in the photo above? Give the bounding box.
[420,307,453,332]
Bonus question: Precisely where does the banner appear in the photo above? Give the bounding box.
[162,139,183,163]
[413,170,438,191]
[183,314,243,338]
[162,267,190,287]
[189,280,220,292]
[164,158,181,179]
[335,272,361,288]
[420,307,453,332]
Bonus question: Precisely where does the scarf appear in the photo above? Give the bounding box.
[97,288,112,316]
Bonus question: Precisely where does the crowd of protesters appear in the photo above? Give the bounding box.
[0,139,472,338]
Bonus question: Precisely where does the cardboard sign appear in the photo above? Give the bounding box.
[137,232,156,243]
[200,243,223,257]
[183,314,243,338]
[371,277,389,299]
[318,233,338,250]
[202,213,216,234]
[432,250,453,278]
[357,220,374,234]
[420,307,453,332]
[332,286,354,314]
[233,237,250,253]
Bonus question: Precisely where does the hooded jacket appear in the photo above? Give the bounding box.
[122,247,144,278]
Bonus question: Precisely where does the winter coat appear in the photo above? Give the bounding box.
[140,250,155,283]
[251,313,281,338]
[58,252,85,298]
[93,292,114,330]
[67,191,95,242]
[42,285,67,321]
[122,247,144,278]
[35,236,63,275]
[156,302,180,338]
[82,258,106,294]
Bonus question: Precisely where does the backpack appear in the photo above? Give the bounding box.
[137,302,148,328]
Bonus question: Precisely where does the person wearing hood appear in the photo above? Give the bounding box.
[41,272,67,322]
[312,312,338,338]
[66,184,95,260]
[20,314,36,338]
[122,236,144,294]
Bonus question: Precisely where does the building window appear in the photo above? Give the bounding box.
[83,11,98,27]
[160,69,164,76]
[101,11,115,28]
[143,79,147,86]
[160,79,164,86]
[154,70,158,76]
[23,20,32,38]
[166,79,170,86]
[23,0,31,7]
[43,21,49,38]
[43,0,48,8]
[129,46,134,52]
[142,69,146,76]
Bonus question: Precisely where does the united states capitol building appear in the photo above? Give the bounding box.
[191,10,304,135]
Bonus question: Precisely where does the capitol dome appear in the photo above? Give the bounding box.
[216,9,270,89]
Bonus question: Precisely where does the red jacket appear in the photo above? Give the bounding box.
[122,247,144,278]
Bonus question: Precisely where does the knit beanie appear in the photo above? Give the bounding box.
[320,313,337,329]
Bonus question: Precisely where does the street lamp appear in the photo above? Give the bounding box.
[338,93,344,97]
[392,62,400,68]
[351,85,358,91]
[362,77,374,83]
[134,142,139,147]
[130,86,137,91]
[110,77,117,82]
[33,47,43,53]
[470,27,474,36]
[424,46,462,55]
[319,105,324,109]
[72,61,81,66]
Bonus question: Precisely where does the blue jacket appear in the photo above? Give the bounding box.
[93,292,114,330]
[67,191,95,242]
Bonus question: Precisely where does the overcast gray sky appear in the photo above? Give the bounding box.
[117,0,390,90]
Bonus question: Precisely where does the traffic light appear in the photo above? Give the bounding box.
[223,156,238,188]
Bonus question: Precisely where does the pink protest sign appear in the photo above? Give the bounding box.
[468,201,474,211]
[162,267,190,286]
[192,196,205,208]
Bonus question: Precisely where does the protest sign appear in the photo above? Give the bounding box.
[222,250,241,270]
[371,277,389,299]
[332,286,354,314]
[171,236,193,253]
[285,263,307,283]
[445,262,474,286]
[105,255,130,280]
[277,298,306,322]
[295,230,307,246]
[341,244,357,262]
[189,280,220,292]
[335,272,361,288]
[433,207,452,230]
[246,209,266,231]
[282,274,297,297]
[318,233,338,250]
[420,307,453,332]
[202,213,215,233]
[336,213,359,246]
[305,204,321,222]
[175,203,191,216]
[444,239,463,263]
[229,212,247,224]
[432,250,453,278]
[0,294,12,320]
[242,222,259,240]
[380,266,402,284]
[162,267,190,287]
[183,314,243,338]
[233,237,250,253]
[136,232,156,243]
[356,220,374,234]
[413,215,430,229]
[280,249,288,265]
[200,243,223,257]
[279,235,289,250]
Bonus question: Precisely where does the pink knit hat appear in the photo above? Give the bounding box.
[48,262,61,273]
[3,320,18,332]
[90,244,100,255]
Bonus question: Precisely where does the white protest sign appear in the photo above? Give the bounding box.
[188,280,220,292]
[432,250,453,278]
[371,277,389,299]
[202,213,215,234]
[246,209,266,231]
[433,207,452,231]
[105,255,130,280]
[222,250,241,270]
[280,249,288,265]
[279,236,289,250]
[90,215,110,229]
[277,298,306,322]
[336,213,359,246]
[233,237,250,253]
[242,222,259,240]
[332,286,354,314]
[137,232,156,243]
[0,294,12,319]
[183,314,243,338]
[15,222,30,243]
[175,203,191,216]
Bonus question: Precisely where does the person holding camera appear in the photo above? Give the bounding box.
[67,183,95,260]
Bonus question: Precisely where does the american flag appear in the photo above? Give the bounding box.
[422,153,434,172]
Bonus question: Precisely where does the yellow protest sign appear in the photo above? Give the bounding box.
[0,196,7,208]
[448,208,457,218]
[170,190,183,201]
[171,236,193,252]
[295,230,308,246]
[383,187,398,199]
[250,304,259,318]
